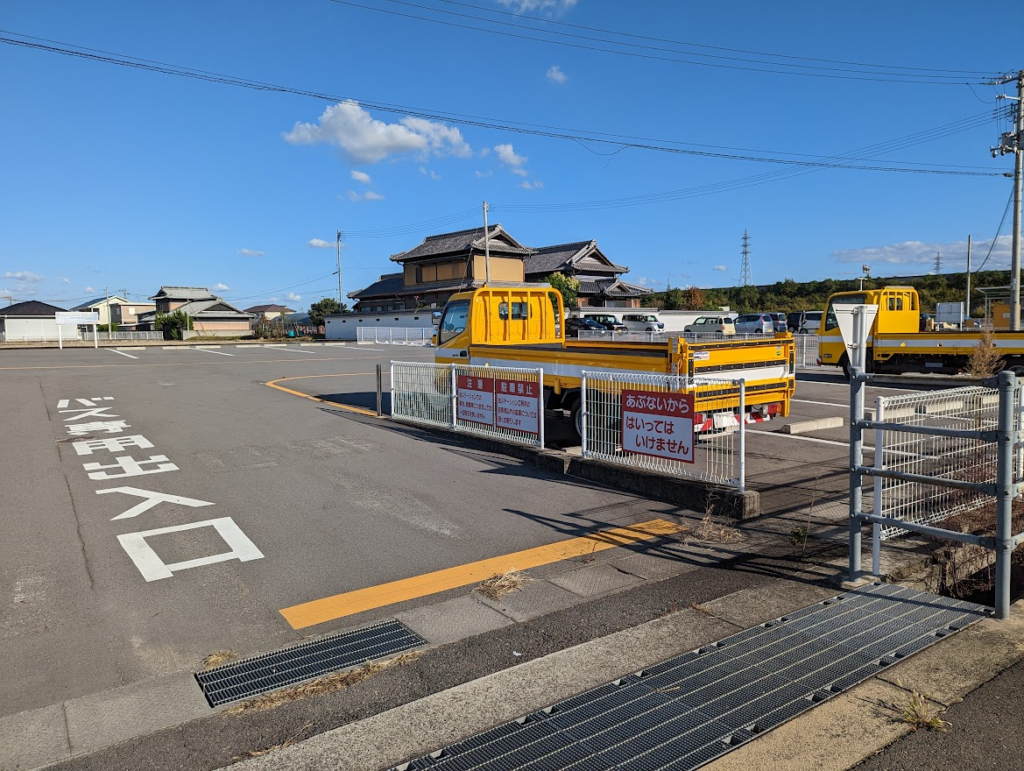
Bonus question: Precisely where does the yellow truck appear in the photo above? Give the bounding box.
[433,284,795,436]
[818,286,1024,377]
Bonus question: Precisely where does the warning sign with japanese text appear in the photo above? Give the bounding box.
[495,379,540,435]
[621,390,694,463]
[456,376,495,426]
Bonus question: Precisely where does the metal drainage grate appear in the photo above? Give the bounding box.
[196,619,425,707]
[392,583,988,771]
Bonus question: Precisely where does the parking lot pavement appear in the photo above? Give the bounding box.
[0,345,683,717]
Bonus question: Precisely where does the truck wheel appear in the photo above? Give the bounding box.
[569,398,583,440]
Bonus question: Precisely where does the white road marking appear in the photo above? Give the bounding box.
[268,347,321,354]
[792,398,845,408]
[749,430,867,450]
[191,347,234,356]
[117,517,263,581]
[108,349,139,359]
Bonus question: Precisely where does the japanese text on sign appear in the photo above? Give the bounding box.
[455,376,540,437]
[456,376,495,426]
[621,389,694,463]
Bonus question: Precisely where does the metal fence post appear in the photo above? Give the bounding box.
[449,363,458,429]
[580,373,588,458]
[737,379,746,491]
[995,370,1015,620]
[389,362,396,418]
[376,364,383,417]
[537,368,545,449]
[873,396,884,577]
[849,368,865,581]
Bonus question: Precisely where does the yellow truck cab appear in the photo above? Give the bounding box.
[818,286,1024,376]
[434,283,795,436]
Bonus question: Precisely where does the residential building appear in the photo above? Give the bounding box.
[0,300,67,342]
[71,295,156,328]
[245,304,296,322]
[140,286,254,337]
[348,225,651,312]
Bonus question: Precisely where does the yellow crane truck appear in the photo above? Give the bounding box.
[433,284,795,436]
[818,285,1024,377]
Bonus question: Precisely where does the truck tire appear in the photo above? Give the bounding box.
[569,397,583,440]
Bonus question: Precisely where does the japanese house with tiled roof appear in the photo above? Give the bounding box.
[348,226,651,312]
[138,286,254,337]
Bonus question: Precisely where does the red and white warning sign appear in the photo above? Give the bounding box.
[456,376,495,426]
[621,390,695,463]
[456,376,541,437]
[495,379,540,435]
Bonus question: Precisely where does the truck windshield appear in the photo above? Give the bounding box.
[438,300,469,344]
[824,295,866,331]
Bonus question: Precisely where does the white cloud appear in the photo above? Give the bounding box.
[546,65,568,84]
[419,166,441,180]
[285,292,302,302]
[351,170,372,184]
[832,236,1012,270]
[60,276,70,284]
[520,179,544,190]
[308,238,335,248]
[478,147,491,158]
[713,265,728,272]
[475,170,493,178]
[494,143,528,170]
[213,283,231,292]
[238,248,265,257]
[511,168,529,177]
[3,270,44,282]
[496,0,578,14]
[345,190,385,202]
[85,286,96,293]
[284,100,471,164]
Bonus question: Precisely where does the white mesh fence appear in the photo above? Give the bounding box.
[793,335,823,369]
[357,327,434,345]
[581,371,744,488]
[390,361,543,447]
[875,385,1005,539]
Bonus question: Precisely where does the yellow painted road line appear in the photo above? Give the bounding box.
[265,373,378,417]
[279,518,682,630]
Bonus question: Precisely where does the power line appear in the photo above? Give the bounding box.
[0,32,1005,177]
[974,188,1015,272]
[327,0,1003,85]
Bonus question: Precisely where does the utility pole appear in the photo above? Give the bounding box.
[105,286,111,334]
[990,70,1024,330]
[483,201,491,285]
[336,230,343,308]
[740,230,752,287]
[966,235,972,319]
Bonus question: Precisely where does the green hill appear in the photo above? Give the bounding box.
[644,270,1012,317]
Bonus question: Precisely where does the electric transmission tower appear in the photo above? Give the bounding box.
[934,250,942,274]
[740,230,752,286]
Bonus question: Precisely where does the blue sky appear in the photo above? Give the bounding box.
[1,0,1019,310]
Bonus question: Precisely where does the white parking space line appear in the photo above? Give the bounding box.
[792,399,845,408]
[749,430,872,451]
[108,349,139,359]
[268,347,321,354]
[191,347,234,356]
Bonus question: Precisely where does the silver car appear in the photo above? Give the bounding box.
[734,313,775,334]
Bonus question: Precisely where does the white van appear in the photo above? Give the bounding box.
[619,312,665,332]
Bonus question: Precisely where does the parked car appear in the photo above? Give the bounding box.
[564,317,608,337]
[769,313,788,333]
[734,313,775,334]
[620,312,665,332]
[787,310,823,334]
[683,316,736,336]
[580,312,627,332]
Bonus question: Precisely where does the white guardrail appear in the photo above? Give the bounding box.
[357,327,433,345]
[390,361,544,448]
[95,331,164,340]
[581,370,746,489]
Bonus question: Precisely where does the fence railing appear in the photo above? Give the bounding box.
[793,334,823,369]
[581,370,745,489]
[95,331,164,340]
[357,327,433,345]
[875,386,1002,540]
[390,361,543,448]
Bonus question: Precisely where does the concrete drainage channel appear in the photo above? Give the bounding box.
[391,584,986,771]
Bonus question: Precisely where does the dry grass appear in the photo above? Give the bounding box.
[897,686,951,732]
[475,569,529,601]
[203,650,237,670]
[693,514,744,544]
[967,329,1002,378]
[226,651,422,715]
[232,723,312,761]
[689,602,714,616]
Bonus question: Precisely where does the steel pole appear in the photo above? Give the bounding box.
[376,364,383,417]
[994,370,1016,619]
[737,379,746,492]
[848,308,869,581]
[1011,72,1023,331]
[872,396,883,576]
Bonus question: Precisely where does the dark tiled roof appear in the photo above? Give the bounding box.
[348,273,405,300]
[576,277,653,297]
[1,300,68,316]
[71,295,128,311]
[524,241,627,277]
[391,225,531,262]
[149,286,216,301]
[176,299,252,318]
[245,304,295,314]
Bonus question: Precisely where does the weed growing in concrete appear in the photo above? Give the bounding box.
[896,681,951,732]
[232,723,312,760]
[789,526,809,547]
[689,602,714,616]
[694,514,744,544]
[967,329,1002,378]
[202,650,237,670]
[476,569,528,601]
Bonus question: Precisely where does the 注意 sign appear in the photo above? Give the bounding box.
[621,390,694,463]
[495,379,540,435]
[456,376,495,426]
[456,375,540,436]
